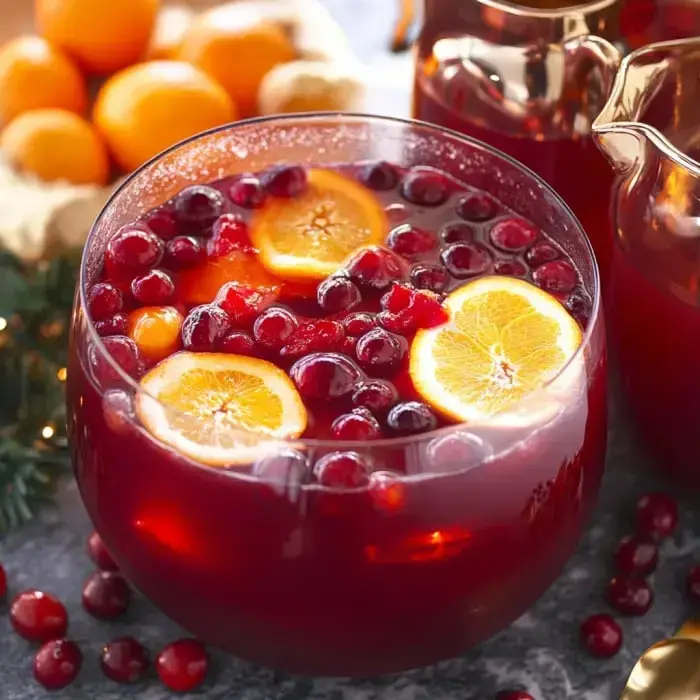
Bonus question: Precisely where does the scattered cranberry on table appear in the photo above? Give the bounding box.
[580,614,623,658]
[34,639,82,690]
[614,535,659,576]
[686,565,700,601]
[82,571,131,620]
[101,636,150,684]
[496,691,535,700]
[10,590,68,642]
[156,638,209,693]
[635,492,678,541]
[606,574,654,616]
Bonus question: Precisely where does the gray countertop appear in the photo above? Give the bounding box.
[1,2,699,698]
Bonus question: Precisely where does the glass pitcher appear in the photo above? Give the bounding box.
[413,0,622,282]
[593,38,700,485]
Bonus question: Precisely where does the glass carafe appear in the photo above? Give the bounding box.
[593,38,700,485]
[413,0,622,283]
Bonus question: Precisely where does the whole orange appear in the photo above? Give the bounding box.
[1,109,109,185]
[0,36,87,126]
[34,0,160,75]
[93,61,236,174]
[176,5,297,118]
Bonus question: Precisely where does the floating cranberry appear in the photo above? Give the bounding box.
[379,285,448,332]
[156,639,209,693]
[614,535,658,576]
[34,639,82,690]
[164,236,205,270]
[209,213,253,257]
[496,691,534,700]
[317,276,361,312]
[441,242,492,279]
[314,451,372,488]
[82,571,131,620]
[385,203,409,224]
[346,246,404,291]
[219,330,256,355]
[262,165,307,197]
[174,185,224,235]
[280,320,346,359]
[145,209,178,240]
[105,228,164,278]
[580,614,622,658]
[381,283,414,312]
[494,261,527,277]
[369,471,405,512]
[456,192,498,221]
[95,313,129,338]
[606,574,653,616]
[686,565,700,601]
[131,269,174,306]
[90,336,144,387]
[352,379,398,414]
[10,590,68,642]
[331,409,382,441]
[532,260,577,294]
[253,449,309,490]
[401,168,450,206]
[0,562,6,598]
[489,217,539,252]
[182,305,231,352]
[441,221,475,243]
[343,312,375,337]
[387,401,437,436]
[229,176,266,209]
[360,161,400,190]
[565,293,591,327]
[525,241,559,267]
[387,224,437,259]
[101,637,150,684]
[290,353,362,401]
[88,282,123,321]
[356,328,406,375]
[253,307,299,351]
[635,492,678,540]
[87,531,119,572]
[426,432,489,472]
[215,282,275,325]
[410,264,450,293]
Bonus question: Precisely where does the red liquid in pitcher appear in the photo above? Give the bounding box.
[68,161,606,674]
[621,0,700,48]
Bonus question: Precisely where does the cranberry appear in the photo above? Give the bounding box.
[88,282,123,321]
[635,492,678,540]
[360,161,400,190]
[262,165,307,197]
[410,264,450,293]
[580,614,622,658]
[456,192,498,221]
[101,637,150,684]
[525,241,559,267]
[489,217,539,252]
[253,307,299,350]
[379,284,448,331]
[388,401,438,435]
[426,432,489,472]
[387,224,437,259]
[494,261,527,277]
[369,471,406,512]
[382,283,414,312]
[209,213,252,256]
[356,328,406,375]
[156,639,209,693]
[401,169,450,206]
[385,203,409,224]
[614,535,658,576]
[219,330,256,355]
[215,282,276,325]
[164,236,205,270]
[131,269,174,305]
[331,409,382,440]
[441,243,492,279]
[532,260,577,293]
[182,305,231,351]
[346,246,404,291]
[253,448,309,491]
[145,209,178,240]
[317,276,361,312]
[343,312,375,336]
[441,221,475,243]
[0,563,6,598]
[91,336,144,385]
[566,293,591,326]
[496,692,534,700]
[10,590,68,642]
[34,639,82,690]
[686,565,700,601]
[280,320,346,359]
[229,176,266,209]
[95,313,128,337]
[352,379,398,414]
[82,571,131,620]
[606,574,654,615]
[314,451,372,487]
[290,352,362,401]
[174,185,224,235]
[87,531,119,571]
[105,228,163,278]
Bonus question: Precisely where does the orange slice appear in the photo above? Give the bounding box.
[410,276,584,426]
[251,168,388,281]
[137,352,307,467]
